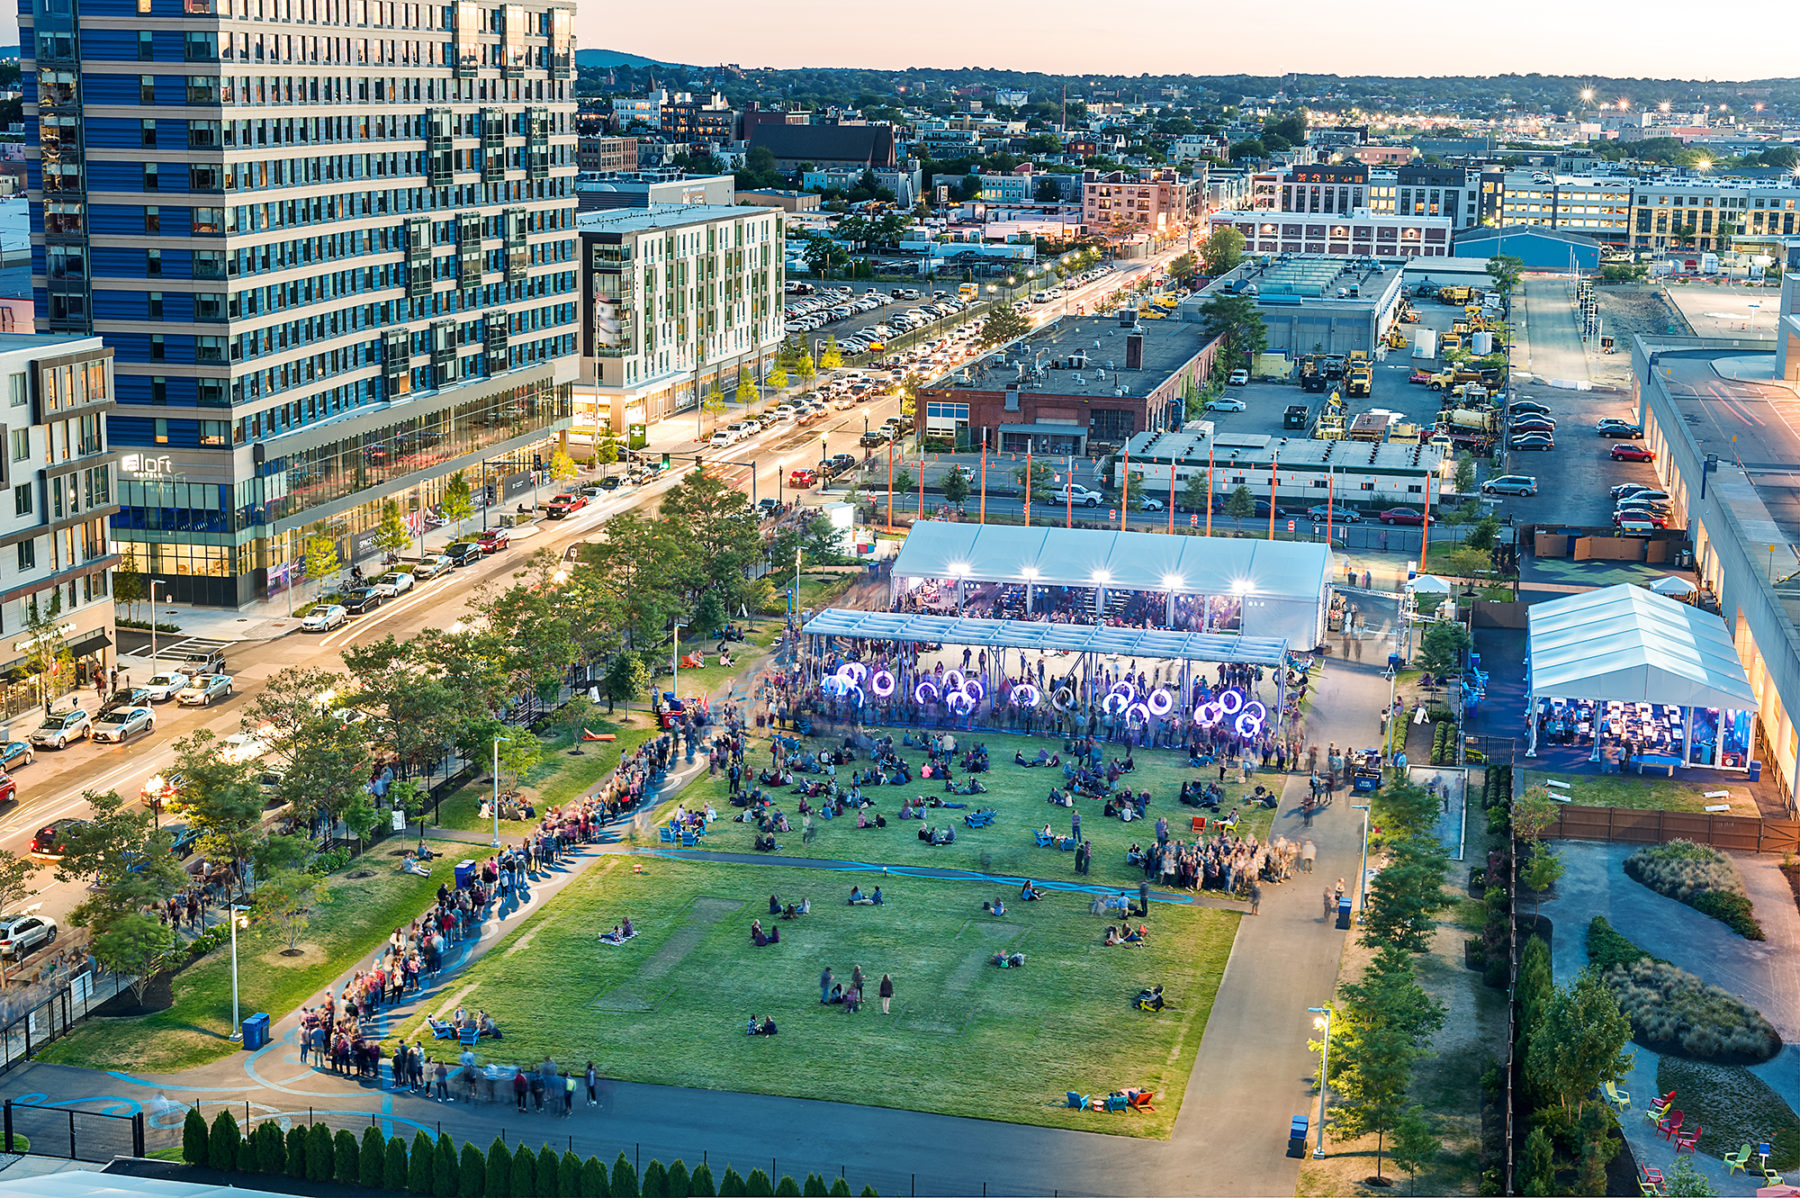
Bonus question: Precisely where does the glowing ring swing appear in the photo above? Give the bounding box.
[943,670,966,696]
[870,670,896,698]
[914,681,940,705]
[1102,692,1130,716]
[1109,682,1137,704]
[1217,689,1245,716]
[1125,702,1152,728]
[945,690,976,716]
[1147,688,1174,717]
[961,678,986,704]
[1052,687,1077,712]
[836,661,868,685]
[1195,702,1225,728]
[1012,684,1042,709]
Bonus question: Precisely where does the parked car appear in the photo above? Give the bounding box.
[1228,369,1250,386]
[99,687,153,715]
[369,573,409,599]
[1306,504,1361,521]
[142,672,191,702]
[787,468,818,488]
[1610,444,1656,462]
[91,705,155,744]
[592,476,623,493]
[1139,497,1164,511]
[0,914,56,958]
[1208,398,1247,413]
[859,430,891,449]
[1057,484,1104,507]
[177,673,233,707]
[545,493,587,519]
[409,555,453,580]
[1614,510,1669,528]
[1510,419,1557,434]
[1615,488,1670,504]
[1612,483,1660,500]
[1597,421,1644,438]
[476,529,510,553]
[444,542,483,566]
[165,823,201,859]
[29,708,92,749]
[1378,508,1426,525]
[1481,475,1539,496]
[1510,433,1556,451]
[0,741,35,771]
[755,497,781,518]
[342,588,383,614]
[1509,400,1551,417]
[29,820,86,858]
[0,774,13,807]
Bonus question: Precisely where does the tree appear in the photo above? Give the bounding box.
[1664,1155,1719,1197]
[793,350,816,393]
[1525,967,1633,1116]
[818,337,843,371]
[433,1134,457,1198]
[582,1154,610,1197]
[766,360,789,391]
[1224,484,1254,519]
[642,1161,668,1197]
[1517,1126,1554,1197]
[1168,252,1198,283]
[1198,226,1246,277]
[1389,1107,1440,1196]
[978,302,1030,349]
[1328,1015,1419,1182]
[595,431,621,476]
[890,466,914,497]
[183,1108,209,1165]
[385,1135,410,1192]
[442,471,476,537]
[458,1143,485,1198]
[612,1153,639,1198]
[288,1126,310,1182]
[1414,620,1471,677]
[21,593,72,713]
[1522,846,1565,911]
[361,1128,389,1189]
[495,734,544,801]
[171,729,268,877]
[374,500,412,559]
[58,790,185,1004]
[941,465,969,506]
[1466,513,1501,555]
[896,372,923,419]
[537,1146,560,1198]
[561,1150,585,1198]
[667,1160,691,1198]
[689,1163,715,1196]
[702,380,729,424]
[486,1138,512,1198]
[603,653,650,714]
[1180,470,1210,514]
[1359,836,1453,955]
[115,546,147,625]
[1484,254,1524,300]
[1199,294,1267,369]
[409,1130,434,1194]
[1453,453,1476,495]
[1442,545,1492,582]
[745,1172,773,1198]
[209,1109,241,1172]
[254,837,328,950]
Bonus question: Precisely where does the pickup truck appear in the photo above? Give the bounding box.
[1056,484,1104,507]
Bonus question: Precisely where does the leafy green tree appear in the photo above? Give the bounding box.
[702,380,729,424]
[1664,1155,1719,1197]
[603,653,651,714]
[794,350,816,393]
[1198,226,1246,277]
[829,1181,851,1197]
[612,1153,639,1198]
[1415,621,1472,677]
[890,467,914,496]
[333,1129,360,1186]
[307,1123,334,1184]
[433,1133,458,1198]
[375,499,412,558]
[538,1145,561,1197]
[57,789,184,1005]
[1484,254,1524,299]
[978,302,1030,349]
[766,361,789,391]
[0,853,33,988]
[581,1155,609,1197]
[718,1169,745,1197]
[442,471,476,536]
[385,1136,411,1192]
[506,1142,533,1198]
[1517,1126,1555,1197]
[941,466,969,506]
[459,1143,486,1198]
[1359,836,1453,955]
[688,1163,715,1196]
[21,593,72,713]
[238,1136,258,1173]
[550,449,578,486]
[257,1121,287,1175]
[114,546,147,624]
[818,338,843,371]
[803,1176,827,1197]
[1328,1015,1418,1183]
[1168,252,1198,282]
[409,1130,435,1194]
[561,1150,585,1198]
[774,1179,800,1197]
[183,1108,209,1166]
[170,729,267,878]
[1180,471,1211,514]
[303,529,342,597]
[254,838,329,951]
[1199,294,1268,371]
[595,431,621,475]
[1224,484,1254,519]
[666,1160,691,1198]
[288,1126,310,1182]
[642,1161,669,1197]
[745,1169,774,1197]
[1525,967,1633,1116]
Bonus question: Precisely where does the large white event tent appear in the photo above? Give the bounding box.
[1525,584,1758,770]
[888,521,1334,648]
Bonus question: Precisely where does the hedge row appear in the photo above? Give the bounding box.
[182,1109,876,1198]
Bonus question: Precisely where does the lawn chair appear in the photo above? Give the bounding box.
[427,1017,456,1040]
[1034,830,1054,847]
[1645,1092,1675,1124]
[1639,1165,1664,1188]
[1657,1109,1684,1141]
[681,830,697,847]
[1603,1080,1630,1110]
[1637,1179,1662,1198]
[1127,1090,1157,1113]
[659,825,678,843]
[1723,1144,1754,1175]
[1103,1094,1128,1113]
[459,1026,480,1049]
[1190,816,1206,832]
[1674,1123,1701,1155]
[1767,1170,1786,1188]
[1065,1092,1090,1111]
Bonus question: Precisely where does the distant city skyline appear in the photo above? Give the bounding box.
[576,1,1794,85]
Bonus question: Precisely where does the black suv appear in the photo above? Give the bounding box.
[343,588,384,614]
[445,542,483,566]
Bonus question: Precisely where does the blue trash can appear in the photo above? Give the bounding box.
[1336,896,1353,929]
[1749,760,1763,782]
[454,859,476,889]
[241,1013,270,1051]
[1287,1115,1310,1158]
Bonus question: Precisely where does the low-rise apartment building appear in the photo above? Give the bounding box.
[577,205,785,438]
[1081,169,1204,241]
[1213,211,1455,258]
[577,136,638,174]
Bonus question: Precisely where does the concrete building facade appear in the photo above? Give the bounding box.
[1081,168,1203,242]
[1213,211,1454,258]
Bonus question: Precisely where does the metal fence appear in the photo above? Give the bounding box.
[0,969,133,1078]
[3,1100,146,1161]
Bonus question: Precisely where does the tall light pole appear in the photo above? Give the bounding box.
[491,735,509,849]
[1351,802,1372,918]
[148,579,166,672]
[670,622,686,698]
[228,904,250,1040]
[1308,1006,1332,1158]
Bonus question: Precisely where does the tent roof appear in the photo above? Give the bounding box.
[1526,584,1756,709]
[888,521,1332,600]
[802,609,1289,666]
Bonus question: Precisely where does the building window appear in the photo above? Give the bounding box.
[154,418,168,444]
[147,292,162,320]
[143,163,159,191]
[13,483,30,517]
[8,374,23,407]
[16,541,34,571]
[9,428,26,461]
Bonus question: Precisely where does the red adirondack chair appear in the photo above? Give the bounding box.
[1657,1109,1684,1141]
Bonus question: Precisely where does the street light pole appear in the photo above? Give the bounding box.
[149,580,165,673]
[1308,1006,1332,1158]
[491,735,509,849]
[228,905,248,1040]
[1351,803,1372,917]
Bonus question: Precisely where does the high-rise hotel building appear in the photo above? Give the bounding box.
[21,0,579,604]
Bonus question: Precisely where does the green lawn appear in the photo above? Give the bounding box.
[386,856,1236,1136]
[1521,769,1756,815]
[40,866,442,1074]
[647,730,1281,892]
[432,712,662,833]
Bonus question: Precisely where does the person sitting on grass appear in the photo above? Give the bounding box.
[991,951,1026,968]
[750,919,780,947]
[826,982,845,1005]
[983,897,1006,917]
[402,851,430,876]
[1019,880,1043,901]
[479,1012,501,1039]
[768,894,783,915]
[1104,925,1123,946]
[1123,925,1146,945]
[843,983,862,1014]
[754,831,779,852]
[849,887,875,906]
[870,886,884,906]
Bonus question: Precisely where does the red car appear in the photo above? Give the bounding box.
[0,774,14,806]
[1378,508,1426,525]
[1407,370,1432,385]
[544,493,587,519]
[1610,445,1655,462]
[476,529,510,553]
[787,468,818,488]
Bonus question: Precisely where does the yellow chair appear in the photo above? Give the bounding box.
[1604,1080,1630,1110]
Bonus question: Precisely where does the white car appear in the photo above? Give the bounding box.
[373,570,415,597]
[708,430,735,449]
[219,729,270,765]
[177,674,233,707]
[1139,497,1165,511]
[1209,398,1248,413]
[91,705,155,744]
[0,914,57,959]
[302,603,348,631]
[409,555,453,580]
[143,672,191,702]
[1228,369,1250,386]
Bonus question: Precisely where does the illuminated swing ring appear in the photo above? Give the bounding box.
[842,684,867,710]
[1244,700,1268,724]
[1195,702,1225,728]
[1012,684,1042,709]
[1052,687,1077,712]
[914,681,941,705]
[1109,681,1137,704]
[946,691,976,716]
[1217,689,1245,716]
[1102,692,1130,716]
[1126,702,1152,728]
[871,670,896,698]
[1235,711,1263,738]
[836,661,868,686]
[961,678,986,704]
[943,669,967,695]
[1147,688,1174,717]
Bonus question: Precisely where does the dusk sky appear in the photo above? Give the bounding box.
[577,0,1793,82]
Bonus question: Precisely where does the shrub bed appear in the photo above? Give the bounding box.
[1655,1055,1800,1171]
[1604,958,1782,1064]
[1623,839,1764,940]
[1585,916,1655,972]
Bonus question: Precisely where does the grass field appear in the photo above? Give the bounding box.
[386,855,1236,1136]
[1521,769,1756,815]
[40,867,441,1073]
[647,729,1281,893]
[432,712,663,834]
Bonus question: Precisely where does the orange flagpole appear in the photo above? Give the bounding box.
[1419,471,1433,574]
[1120,443,1130,531]
[918,451,925,520]
[1024,448,1032,526]
[1205,443,1214,537]
[1326,468,1335,543]
[1267,455,1278,540]
[1167,461,1176,533]
[1066,453,1073,529]
[979,440,987,524]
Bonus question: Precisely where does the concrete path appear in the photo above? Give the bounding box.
[1516,276,1593,389]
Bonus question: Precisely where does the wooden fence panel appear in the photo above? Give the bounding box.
[1546,803,1800,854]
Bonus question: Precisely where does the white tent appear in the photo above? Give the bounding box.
[1525,584,1757,767]
[1647,575,1698,597]
[888,521,1334,647]
[1406,574,1452,594]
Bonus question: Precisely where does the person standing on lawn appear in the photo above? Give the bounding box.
[820,966,834,1004]
[879,973,894,1014]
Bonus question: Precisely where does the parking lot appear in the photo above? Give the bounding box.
[1204,280,1660,529]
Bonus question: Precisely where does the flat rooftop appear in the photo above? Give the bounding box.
[946,316,1206,399]
[1656,351,1800,543]
[1125,429,1446,472]
[576,204,754,235]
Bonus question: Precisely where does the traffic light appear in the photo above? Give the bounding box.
[484,484,496,505]
[660,452,671,470]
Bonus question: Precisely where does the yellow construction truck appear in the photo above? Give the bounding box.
[1438,285,1473,306]
[1346,362,1373,398]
